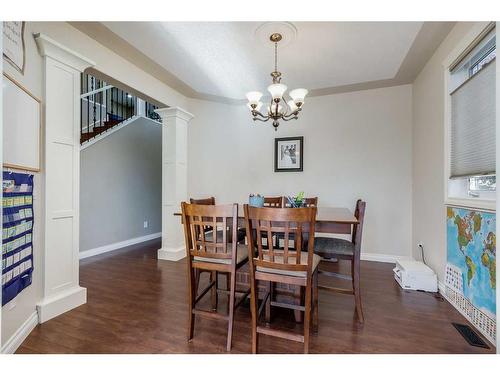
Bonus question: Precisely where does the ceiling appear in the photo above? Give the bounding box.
[73,22,455,102]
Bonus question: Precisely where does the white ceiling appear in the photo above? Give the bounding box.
[102,22,424,100]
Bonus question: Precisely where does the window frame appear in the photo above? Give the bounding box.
[443,22,496,211]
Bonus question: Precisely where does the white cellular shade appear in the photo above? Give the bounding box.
[450,59,496,178]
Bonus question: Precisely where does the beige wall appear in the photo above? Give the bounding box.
[187,84,413,259]
[1,21,185,349]
[411,22,479,283]
[80,117,162,252]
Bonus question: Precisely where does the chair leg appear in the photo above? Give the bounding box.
[187,267,196,341]
[250,268,259,354]
[352,258,364,323]
[303,280,312,354]
[226,270,236,352]
[194,269,201,294]
[210,271,218,311]
[294,286,304,323]
[265,281,272,323]
[312,270,319,334]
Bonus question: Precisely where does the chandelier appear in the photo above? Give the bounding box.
[246,32,308,131]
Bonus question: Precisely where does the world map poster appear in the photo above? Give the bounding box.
[446,206,496,342]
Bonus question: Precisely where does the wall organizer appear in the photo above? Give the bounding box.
[2,170,34,306]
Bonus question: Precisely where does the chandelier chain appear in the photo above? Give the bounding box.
[274,41,277,72]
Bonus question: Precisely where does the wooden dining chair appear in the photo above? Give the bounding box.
[182,202,250,351]
[263,196,284,208]
[283,196,318,208]
[244,204,320,354]
[313,199,366,323]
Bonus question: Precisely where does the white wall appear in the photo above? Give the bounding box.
[412,22,478,282]
[80,117,162,252]
[1,21,186,350]
[187,84,413,259]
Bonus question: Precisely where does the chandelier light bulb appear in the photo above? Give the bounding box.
[267,83,287,100]
[247,101,263,112]
[289,88,308,105]
[287,100,298,113]
[246,91,263,105]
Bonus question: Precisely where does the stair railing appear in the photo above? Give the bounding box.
[80,73,162,144]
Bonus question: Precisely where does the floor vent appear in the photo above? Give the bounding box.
[452,323,489,349]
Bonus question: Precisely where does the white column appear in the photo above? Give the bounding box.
[34,34,95,323]
[155,107,194,261]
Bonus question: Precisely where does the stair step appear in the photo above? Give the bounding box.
[80,117,129,144]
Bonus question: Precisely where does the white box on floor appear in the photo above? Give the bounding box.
[393,259,438,292]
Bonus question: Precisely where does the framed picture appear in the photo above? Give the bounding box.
[274,136,303,172]
[2,22,26,74]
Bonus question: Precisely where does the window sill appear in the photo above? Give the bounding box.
[445,197,496,212]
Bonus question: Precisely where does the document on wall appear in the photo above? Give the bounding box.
[2,21,25,73]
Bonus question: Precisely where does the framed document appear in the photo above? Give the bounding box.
[3,22,26,74]
[274,136,304,172]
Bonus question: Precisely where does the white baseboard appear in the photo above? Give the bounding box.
[79,232,161,260]
[37,286,87,323]
[361,252,409,264]
[158,246,185,261]
[1,311,38,354]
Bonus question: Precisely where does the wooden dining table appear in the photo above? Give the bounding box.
[174,205,358,231]
[174,204,358,322]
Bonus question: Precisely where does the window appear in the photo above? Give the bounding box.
[446,25,496,208]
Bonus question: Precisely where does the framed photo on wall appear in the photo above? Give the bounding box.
[274,136,303,172]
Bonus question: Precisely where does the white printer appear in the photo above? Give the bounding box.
[393,259,438,292]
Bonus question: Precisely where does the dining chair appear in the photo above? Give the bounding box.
[244,204,320,354]
[190,197,246,300]
[283,196,318,208]
[313,199,366,323]
[263,196,284,208]
[182,202,250,351]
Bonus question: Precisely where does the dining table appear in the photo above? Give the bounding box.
[174,204,358,322]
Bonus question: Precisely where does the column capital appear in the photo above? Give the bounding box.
[34,33,95,72]
[155,106,194,122]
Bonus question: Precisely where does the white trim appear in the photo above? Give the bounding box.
[360,252,410,264]
[37,286,87,323]
[33,33,95,72]
[1,311,38,354]
[80,115,161,150]
[157,246,186,261]
[155,107,194,122]
[443,23,496,210]
[445,198,496,212]
[79,232,161,259]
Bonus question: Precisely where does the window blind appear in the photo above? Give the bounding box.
[450,59,496,178]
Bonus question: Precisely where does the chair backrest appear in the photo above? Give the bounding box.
[351,199,366,254]
[283,196,318,208]
[190,197,215,205]
[181,202,238,262]
[263,196,283,208]
[244,204,317,276]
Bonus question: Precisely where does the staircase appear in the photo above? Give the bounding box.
[80,73,161,144]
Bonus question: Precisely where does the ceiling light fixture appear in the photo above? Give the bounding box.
[246,32,308,131]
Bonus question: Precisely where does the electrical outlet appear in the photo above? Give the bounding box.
[143,220,148,229]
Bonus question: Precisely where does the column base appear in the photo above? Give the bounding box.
[157,246,186,261]
[37,286,87,323]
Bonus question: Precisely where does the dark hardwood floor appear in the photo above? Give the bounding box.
[16,239,494,354]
